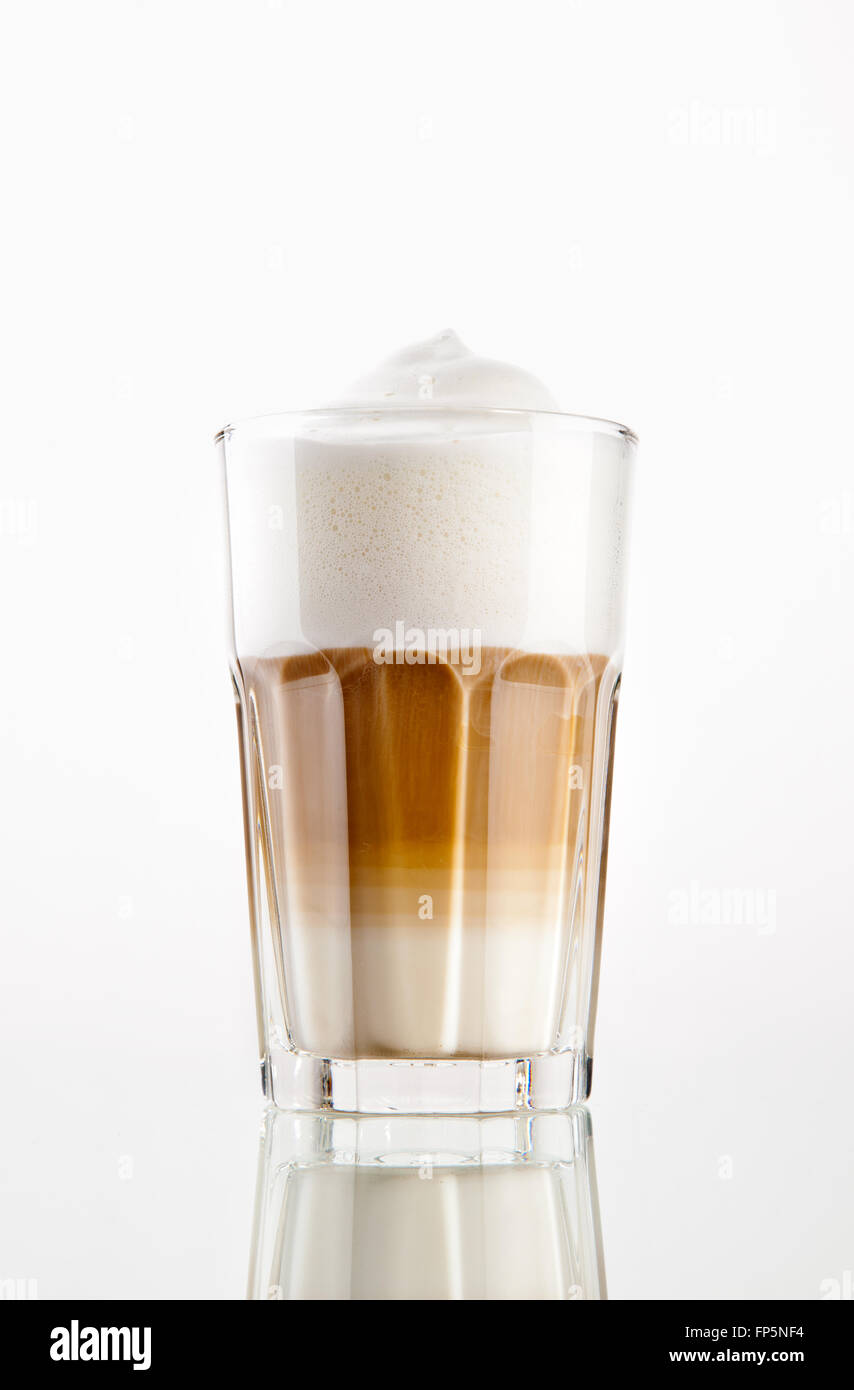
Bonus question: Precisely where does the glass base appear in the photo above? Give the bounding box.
[263,1045,592,1114]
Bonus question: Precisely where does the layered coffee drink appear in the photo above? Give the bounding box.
[222,331,634,1108]
[243,646,609,1059]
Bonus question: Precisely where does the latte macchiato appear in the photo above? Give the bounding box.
[221,331,635,1109]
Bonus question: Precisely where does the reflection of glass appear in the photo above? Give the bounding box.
[248,1108,606,1300]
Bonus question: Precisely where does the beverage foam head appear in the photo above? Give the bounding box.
[329,329,560,412]
[294,333,560,650]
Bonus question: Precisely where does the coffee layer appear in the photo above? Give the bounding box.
[244,648,609,1059]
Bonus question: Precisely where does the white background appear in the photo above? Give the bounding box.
[1,0,852,1299]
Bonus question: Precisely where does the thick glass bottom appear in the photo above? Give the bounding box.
[263,1044,592,1113]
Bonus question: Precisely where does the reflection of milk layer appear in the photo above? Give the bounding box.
[277,1167,574,1299]
[251,1112,606,1301]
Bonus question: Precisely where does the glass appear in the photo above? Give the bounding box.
[219,406,636,1111]
[248,1109,605,1300]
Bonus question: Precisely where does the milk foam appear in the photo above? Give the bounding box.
[331,329,559,411]
[295,331,558,649]
[295,432,533,648]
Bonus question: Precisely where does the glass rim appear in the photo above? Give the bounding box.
[214,405,638,447]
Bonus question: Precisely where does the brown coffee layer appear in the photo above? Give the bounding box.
[242,648,608,1057]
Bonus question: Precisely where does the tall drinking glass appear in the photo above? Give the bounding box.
[219,406,635,1112]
